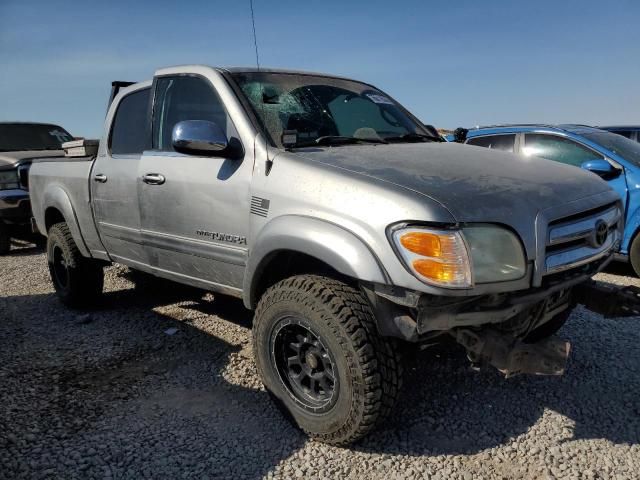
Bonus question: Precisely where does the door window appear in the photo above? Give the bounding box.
[110,88,151,155]
[466,134,516,152]
[523,134,603,167]
[152,76,231,151]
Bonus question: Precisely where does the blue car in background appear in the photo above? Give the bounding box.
[460,124,640,275]
[599,126,640,143]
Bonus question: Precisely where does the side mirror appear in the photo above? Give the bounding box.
[581,159,620,180]
[453,127,468,143]
[172,120,230,156]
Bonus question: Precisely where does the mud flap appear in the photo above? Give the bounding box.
[573,279,640,317]
[454,329,570,378]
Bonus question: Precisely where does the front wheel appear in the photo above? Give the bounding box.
[47,222,104,308]
[253,275,403,445]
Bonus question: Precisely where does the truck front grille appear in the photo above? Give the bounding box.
[543,202,621,275]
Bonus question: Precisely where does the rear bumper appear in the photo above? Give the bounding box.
[0,189,31,224]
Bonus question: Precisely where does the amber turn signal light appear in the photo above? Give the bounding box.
[392,227,472,288]
[399,232,442,257]
[412,259,462,283]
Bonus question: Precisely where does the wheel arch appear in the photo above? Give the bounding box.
[41,187,90,257]
[244,216,389,309]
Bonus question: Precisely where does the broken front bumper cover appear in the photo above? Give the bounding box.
[364,253,612,342]
[454,328,570,377]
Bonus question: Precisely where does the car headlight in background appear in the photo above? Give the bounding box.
[391,224,526,288]
[0,169,20,190]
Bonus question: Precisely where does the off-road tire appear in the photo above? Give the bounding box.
[0,223,10,255]
[253,275,403,445]
[47,222,104,308]
[524,308,572,343]
[629,233,640,278]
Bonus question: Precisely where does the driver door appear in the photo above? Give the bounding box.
[138,74,250,292]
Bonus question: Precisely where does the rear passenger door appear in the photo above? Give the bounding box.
[466,134,517,153]
[91,86,151,269]
[522,133,628,210]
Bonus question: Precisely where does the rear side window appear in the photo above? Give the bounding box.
[523,134,603,167]
[152,76,231,151]
[467,134,516,152]
[110,88,151,155]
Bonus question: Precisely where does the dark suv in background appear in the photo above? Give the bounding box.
[0,122,73,253]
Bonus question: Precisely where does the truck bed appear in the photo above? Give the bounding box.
[29,155,107,259]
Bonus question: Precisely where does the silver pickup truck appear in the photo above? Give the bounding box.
[30,65,622,445]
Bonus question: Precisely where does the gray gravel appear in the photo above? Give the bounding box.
[1,244,639,479]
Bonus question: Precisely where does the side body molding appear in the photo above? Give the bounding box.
[244,215,389,308]
[42,185,91,257]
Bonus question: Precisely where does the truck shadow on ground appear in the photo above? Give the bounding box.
[602,260,637,278]
[1,269,638,478]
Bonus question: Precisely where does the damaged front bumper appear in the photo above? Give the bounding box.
[363,256,610,342]
[455,328,570,377]
[362,255,618,377]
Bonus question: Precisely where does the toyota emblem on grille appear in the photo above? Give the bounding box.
[592,220,608,248]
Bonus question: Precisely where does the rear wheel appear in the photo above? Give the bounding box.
[253,275,403,445]
[47,222,104,308]
[0,223,10,255]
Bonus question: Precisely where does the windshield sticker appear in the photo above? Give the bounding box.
[366,94,394,105]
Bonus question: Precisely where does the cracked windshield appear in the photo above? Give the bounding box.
[231,71,435,148]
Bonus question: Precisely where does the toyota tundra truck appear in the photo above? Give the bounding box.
[29,65,622,445]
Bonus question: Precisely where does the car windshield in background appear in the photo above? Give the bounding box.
[0,123,73,152]
[582,130,640,167]
[230,72,432,148]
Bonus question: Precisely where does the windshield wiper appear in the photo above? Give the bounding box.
[314,136,388,146]
[287,135,389,149]
[385,132,443,143]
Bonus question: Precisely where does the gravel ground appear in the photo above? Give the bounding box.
[1,244,639,479]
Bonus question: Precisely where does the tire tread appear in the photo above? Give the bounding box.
[253,274,402,445]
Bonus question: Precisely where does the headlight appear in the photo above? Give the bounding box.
[0,170,20,190]
[391,224,526,288]
[392,227,473,288]
[462,225,526,282]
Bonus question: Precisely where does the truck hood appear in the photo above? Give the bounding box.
[0,150,64,170]
[295,142,613,224]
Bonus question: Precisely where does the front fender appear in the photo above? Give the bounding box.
[244,215,389,308]
[42,185,90,257]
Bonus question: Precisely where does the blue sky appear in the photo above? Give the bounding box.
[1,0,639,137]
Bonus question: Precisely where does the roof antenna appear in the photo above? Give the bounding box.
[249,0,260,71]
[249,0,273,175]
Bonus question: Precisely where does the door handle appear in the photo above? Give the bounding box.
[142,173,166,185]
[93,174,107,183]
